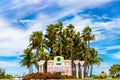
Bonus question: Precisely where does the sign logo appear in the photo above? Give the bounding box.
[54,56,64,66]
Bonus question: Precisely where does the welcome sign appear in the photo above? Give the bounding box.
[38,58,84,78]
[47,56,72,76]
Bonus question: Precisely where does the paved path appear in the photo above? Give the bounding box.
[14,78,22,80]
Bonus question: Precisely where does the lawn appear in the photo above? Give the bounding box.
[1,77,120,80]
[30,78,120,80]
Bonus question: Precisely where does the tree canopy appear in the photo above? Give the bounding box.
[20,22,103,77]
[109,64,120,77]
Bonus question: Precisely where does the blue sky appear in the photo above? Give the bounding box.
[0,0,120,76]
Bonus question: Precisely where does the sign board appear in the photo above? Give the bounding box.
[47,56,72,76]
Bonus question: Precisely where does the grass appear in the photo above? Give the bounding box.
[30,78,120,80]
[0,79,14,80]
[1,77,120,80]
[0,78,16,80]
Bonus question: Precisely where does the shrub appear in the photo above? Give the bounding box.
[5,74,13,79]
[100,71,106,79]
[22,72,76,80]
[0,68,12,79]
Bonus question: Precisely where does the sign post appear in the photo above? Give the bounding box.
[38,60,45,72]
[80,61,85,79]
[74,60,79,78]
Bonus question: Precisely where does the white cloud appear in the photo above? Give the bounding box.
[0,49,19,56]
[62,14,120,42]
[11,0,42,8]
[28,0,41,4]
[93,31,106,41]
[106,45,120,50]
[11,0,112,10]
[98,50,107,55]
[0,17,43,73]
[58,0,112,8]
[94,18,120,31]
[111,52,120,59]
[0,19,27,52]
[63,15,106,41]
[2,0,112,21]
[48,0,112,24]
[0,17,45,56]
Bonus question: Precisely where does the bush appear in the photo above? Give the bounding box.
[100,71,106,79]
[0,68,12,79]
[22,72,76,80]
[5,74,13,79]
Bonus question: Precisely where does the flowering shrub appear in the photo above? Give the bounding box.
[22,72,76,80]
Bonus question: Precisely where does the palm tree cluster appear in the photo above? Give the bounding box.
[20,22,102,77]
[109,64,120,77]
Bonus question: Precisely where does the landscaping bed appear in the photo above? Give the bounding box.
[22,72,76,80]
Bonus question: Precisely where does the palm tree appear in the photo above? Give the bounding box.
[38,48,49,60]
[82,26,95,76]
[82,26,95,48]
[29,31,47,60]
[45,24,58,56]
[57,22,63,56]
[52,40,59,56]
[66,24,75,60]
[20,48,38,74]
[89,48,103,76]
[51,22,64,56]
[72,32,85,60]
[109,64,120,77]
[29,31,43,56]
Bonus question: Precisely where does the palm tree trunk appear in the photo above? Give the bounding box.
[29,67,31,74]
[31,64,33,73]
[70,43,72,60]
[60,35,62,56]
[84,41,87,78]
[84,65,87,76]
[29,65,32,74]
[50,47,53,55]
[88,41,90,48]
[87,65,89,77]
[90,64,93,77]
[36,47,39,57]
[79,65,81,78]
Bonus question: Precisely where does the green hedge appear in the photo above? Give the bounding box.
[22,72,76,80]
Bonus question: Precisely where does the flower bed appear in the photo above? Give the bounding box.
[22,72,76,80]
